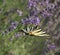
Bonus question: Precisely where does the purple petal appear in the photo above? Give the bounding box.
[15,33,21,38]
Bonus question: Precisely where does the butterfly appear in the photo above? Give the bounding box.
[21,26,49,37]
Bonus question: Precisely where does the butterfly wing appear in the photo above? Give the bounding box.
[31,29,49,36]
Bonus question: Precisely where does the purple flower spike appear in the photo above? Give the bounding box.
[28,0,38,8]
[21,16,40,25]
[39,0,49,6]
[28,0,33,7]
[21,19,26,25]
[32,17,40,25]
[11,21,18,29]
[42,10,52,17]
[45,0,49,5]
[36,17,40,24]
[17,9,23,16]
[15,33,21,38]
[47,43,56,50]
[25,18,31,24]
[21,18,31,25]
[47,3,55,9]
[30,10,35,16]
[8,21,18,31]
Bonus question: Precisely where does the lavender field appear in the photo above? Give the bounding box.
[0,0,60,55]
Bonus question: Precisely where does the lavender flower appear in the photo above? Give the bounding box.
[11,21,18,28]
[41,9,52,17]
[21,18,31,25]
[21,16,40,25]
[28,0,33,7]
[47,3,55,9]
[31,17,40,25]
[14,33,21,38]
[30,10,38,16]
[17,9,23,16]
[28,0,56,18]
[8,21,18,31]
[39,0,49,7]
[28,0,38,8]
[47,43,56,50]
[30,10,35,16]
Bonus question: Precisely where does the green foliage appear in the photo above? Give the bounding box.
[0,0,51,55]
